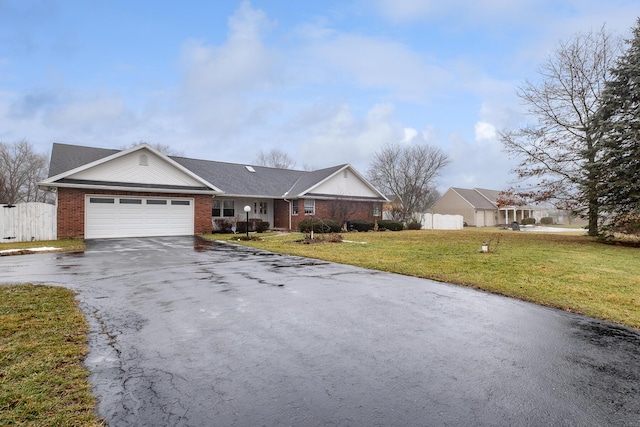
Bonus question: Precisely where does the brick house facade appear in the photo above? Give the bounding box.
[41,143,387,239]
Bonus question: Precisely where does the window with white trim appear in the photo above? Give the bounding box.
[304,199,315,215]
[212,200,221,217]
[292,200,299,215]
[223,200,235,217]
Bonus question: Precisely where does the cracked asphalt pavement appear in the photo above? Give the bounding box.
[1,236,639,426]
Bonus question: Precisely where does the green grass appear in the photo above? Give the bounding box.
[206,228,640,330]
[0,285,104,426]
[0,239,85,255]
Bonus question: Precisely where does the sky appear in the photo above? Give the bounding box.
[1,0,638,192]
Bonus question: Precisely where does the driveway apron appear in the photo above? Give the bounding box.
[1,236,639,426]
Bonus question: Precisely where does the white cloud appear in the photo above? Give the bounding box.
[44,96,135,134]
[297,103,402,171]
[402,127,418,143]
[374,0,538,24]
[474,121,496,142]
[178,1,279,135]
[309,33,450,102]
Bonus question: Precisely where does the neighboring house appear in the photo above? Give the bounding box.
[432,188,549,227]
[39,143,387,239]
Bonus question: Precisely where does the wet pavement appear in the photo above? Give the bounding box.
[1,236,639,426]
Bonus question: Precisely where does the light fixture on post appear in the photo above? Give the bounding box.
[244,205,251,238]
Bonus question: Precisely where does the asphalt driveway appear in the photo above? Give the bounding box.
[1,236,639,426]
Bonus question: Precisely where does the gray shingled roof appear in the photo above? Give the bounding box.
[48,143,119,177]
[171,156,307,197]
[47,143,375,199]
[474,188,502,205]
[451,187,497,210]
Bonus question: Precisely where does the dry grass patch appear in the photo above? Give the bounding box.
[0,239,85,255]
[0,284,103,426]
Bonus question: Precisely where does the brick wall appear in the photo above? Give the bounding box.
[192,194,213,234]
[289,198,381,230]
[57,188,85,239]
[56,188,212,239]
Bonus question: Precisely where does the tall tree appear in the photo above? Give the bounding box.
[254,149,296,169]
[0,140,51,204]
[499,26,620,236]
[597,18,640,234]
[368,143,449,222]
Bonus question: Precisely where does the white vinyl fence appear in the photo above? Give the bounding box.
[1,202,57,242]
[417,213,464,230]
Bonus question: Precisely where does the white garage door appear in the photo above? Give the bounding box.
[85,196,194,239]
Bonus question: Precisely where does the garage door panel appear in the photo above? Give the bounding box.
[86,196,194,239]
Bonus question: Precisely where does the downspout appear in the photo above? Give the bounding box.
[283,192,292,230]
[211,195,216,232]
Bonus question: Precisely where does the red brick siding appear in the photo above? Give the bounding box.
[289,198,381,230]
[56,188,212,239]
[57,188,85,239]
[192,194,213,234]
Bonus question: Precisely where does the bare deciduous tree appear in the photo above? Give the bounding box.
[368,143,449,222]
[0,140,52,204]
[499,25,621,236]
[254,149,296,169]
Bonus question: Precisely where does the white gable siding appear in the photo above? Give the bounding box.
[69,149,203,186]
[311,169,379,198]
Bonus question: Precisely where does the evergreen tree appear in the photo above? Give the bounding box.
[598,18,640,234]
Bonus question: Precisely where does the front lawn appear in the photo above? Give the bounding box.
[0,239,85,255]
[205,228,640,330]
[0,285,103,426]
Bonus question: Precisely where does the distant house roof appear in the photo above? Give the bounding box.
[447,187,542,210]
[450,187,498,210]
[46,143,387,200]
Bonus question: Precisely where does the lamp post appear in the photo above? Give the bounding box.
[244,205,251,238]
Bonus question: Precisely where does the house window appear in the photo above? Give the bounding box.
[259,202,267,215]
[304,199,315,215]
[373,205,381,216]
[292,200,299,215]
[212,200,221,217]
[223,200,235,217]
